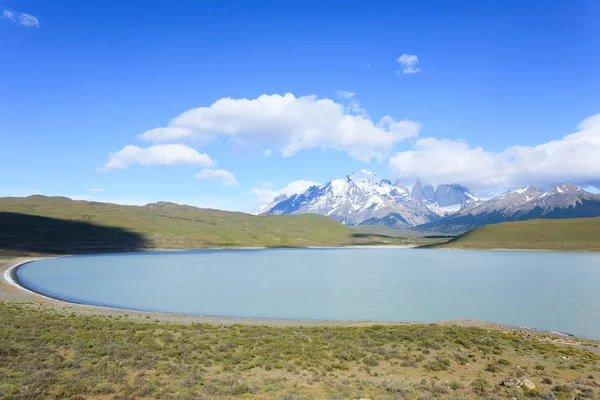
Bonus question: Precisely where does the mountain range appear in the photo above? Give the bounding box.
[258,170,600,233]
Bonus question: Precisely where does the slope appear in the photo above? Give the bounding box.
[0,195,413,255]
[431,217,600,251]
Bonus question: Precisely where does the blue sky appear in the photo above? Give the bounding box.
[1,0,599,211]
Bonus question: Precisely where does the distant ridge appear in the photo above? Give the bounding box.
[259,170,600,233]
[417,184,600,233]
[430,217,600,252]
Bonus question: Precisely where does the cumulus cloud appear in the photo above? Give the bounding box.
[389,113,600,194]
[252,179,320,205]
[194,169,239,186]
[1,9,39,27]
[89,188,105,192]
[139,93,421,162]
[103,144,214,171]
[262,148,273,157]
[396,54,420,75]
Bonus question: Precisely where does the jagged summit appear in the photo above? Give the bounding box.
[410,179,479,211]
[259,171,480,228]
[263,170,438,228]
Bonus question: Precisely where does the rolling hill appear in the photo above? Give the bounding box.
[431,217,600,251]
[0,195,418,255]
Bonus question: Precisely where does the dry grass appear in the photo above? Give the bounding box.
[1,301,599,399]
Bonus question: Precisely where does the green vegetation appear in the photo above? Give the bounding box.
[0,195,423,255]
[351,224,454,240]
[1,302,598,399]
[429,217,600,251]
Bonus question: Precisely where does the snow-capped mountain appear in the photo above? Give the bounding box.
[258,171,600,233]
[264,170,440,228]
[416,184,600,233]
[411,180,479,216]
[252,193,291,215]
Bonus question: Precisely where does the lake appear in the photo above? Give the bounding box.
[16,248,600,339]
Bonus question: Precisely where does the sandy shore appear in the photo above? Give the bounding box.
[2,256,598,355]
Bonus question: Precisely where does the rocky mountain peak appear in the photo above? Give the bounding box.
[548,183,581,194]
[263,170,438,228]
[410,180,477,207]
[347,169,383,185]
[411,179,435,203]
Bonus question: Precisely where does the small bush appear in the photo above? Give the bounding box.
[470,379,490,395]
[363,355,379,367]
[424,355,451,371]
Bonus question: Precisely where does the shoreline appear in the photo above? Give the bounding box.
[2,256,599,352]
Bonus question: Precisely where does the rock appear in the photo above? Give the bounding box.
[502,378,520,388]
[580,388,594,396]
[520,379,536,390]
[540,393,557,400]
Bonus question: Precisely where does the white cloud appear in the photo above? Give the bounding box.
[336,90,355,99]
[1,9,39,27]
[89,188,105,192]
[139,93,421,162]
[103,144,214,171]
[396,54,420,75]
[389,113,600,194]
[252,179,320,204]
[262,148,273,157]
[194,169,239,186]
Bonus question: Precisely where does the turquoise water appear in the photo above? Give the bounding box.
[16,248,600,339]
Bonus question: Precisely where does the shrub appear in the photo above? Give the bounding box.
[363,355,379,367]
[424,355,451,371]
[470,379,490,395]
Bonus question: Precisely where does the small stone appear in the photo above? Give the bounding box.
[520,379,536,390]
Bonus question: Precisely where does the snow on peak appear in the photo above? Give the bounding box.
[348,169,382,184]
[509,186,542,195]
[550,183,580,193]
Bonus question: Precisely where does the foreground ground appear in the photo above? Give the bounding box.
[2,301,599,400]
[2,260,599,399]
[431,217,600,252]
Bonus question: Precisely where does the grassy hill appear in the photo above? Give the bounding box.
[432,217,600,251]
[0,195,418,255]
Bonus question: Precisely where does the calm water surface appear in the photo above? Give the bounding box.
[17,248,600,339]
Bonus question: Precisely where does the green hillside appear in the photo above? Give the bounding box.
[432,217,600,251]
[0,195,415,255]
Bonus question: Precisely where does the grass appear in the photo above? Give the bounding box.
[0,195,429,255]
[351,224,454,240]
[1,302,599,399]
[429,217,600,251]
